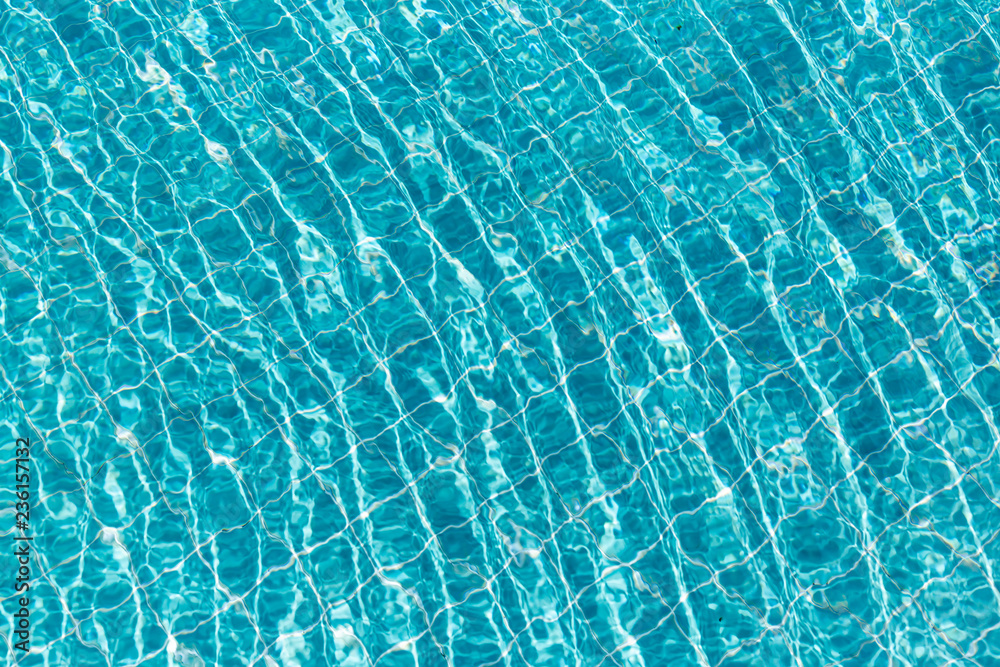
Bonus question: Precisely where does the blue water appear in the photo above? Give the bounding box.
[2,0,1000,664]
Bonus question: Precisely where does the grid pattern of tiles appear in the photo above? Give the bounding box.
[1,0,999,664]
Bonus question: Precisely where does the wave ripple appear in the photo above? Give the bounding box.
[1,0,999,665]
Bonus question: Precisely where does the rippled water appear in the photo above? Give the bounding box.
[2,0,1000,664]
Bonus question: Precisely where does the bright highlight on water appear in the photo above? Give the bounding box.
[1,0,999,665]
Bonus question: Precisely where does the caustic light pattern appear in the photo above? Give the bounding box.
[1,0,999,665]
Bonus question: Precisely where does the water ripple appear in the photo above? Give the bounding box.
[2,0,999,665]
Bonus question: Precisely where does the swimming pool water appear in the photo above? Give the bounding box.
[2,0,999,664]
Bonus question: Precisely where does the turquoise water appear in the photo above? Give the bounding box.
[2,0,1000,664]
